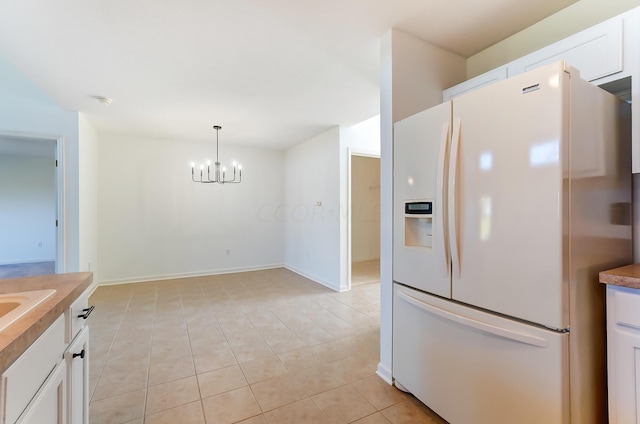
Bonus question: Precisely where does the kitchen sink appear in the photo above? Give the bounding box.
[0,289,56,332]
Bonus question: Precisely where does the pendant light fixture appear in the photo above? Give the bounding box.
[190,125,242,184]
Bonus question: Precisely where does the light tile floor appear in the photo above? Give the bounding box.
[88,268,447,424]
[351,260,380,286]
[0,261,55,279]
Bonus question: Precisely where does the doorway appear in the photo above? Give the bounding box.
[349,151,380,287]
[0,135,60,278]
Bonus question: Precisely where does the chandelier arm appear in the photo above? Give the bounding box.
[223,170,241,183]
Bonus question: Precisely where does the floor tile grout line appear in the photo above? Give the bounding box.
[181,281,211,424]
[139,286,159,421]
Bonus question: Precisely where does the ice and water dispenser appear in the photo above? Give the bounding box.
[404,200,433,249]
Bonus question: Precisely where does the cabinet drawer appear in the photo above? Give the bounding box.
[66,291,92,343]
[612,286,640,329]
[1,315,65,424]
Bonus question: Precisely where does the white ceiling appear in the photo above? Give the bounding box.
[0,0,577,150]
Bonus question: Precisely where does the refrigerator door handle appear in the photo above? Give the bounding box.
[397,291,549,348]
[448,117,461,279]
[435,121,450,278]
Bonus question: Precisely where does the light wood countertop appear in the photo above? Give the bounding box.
[0,272,92,374]
[599,264,640,290]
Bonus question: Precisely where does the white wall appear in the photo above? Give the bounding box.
[0,52,82,272]
[351,156,380,263]
[78,114,99,281]
[378,29,466,384]
[284,127,341,290]
[97,133,284,284]
[467,0,640,77]
[0,155,56,263]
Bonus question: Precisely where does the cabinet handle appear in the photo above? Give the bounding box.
[77,305,95,319]
[72,350,85,359]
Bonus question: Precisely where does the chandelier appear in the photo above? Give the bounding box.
[190,125,242,184]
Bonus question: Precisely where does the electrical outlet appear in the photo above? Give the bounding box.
[226,249,231,256]
[37,241,43,248]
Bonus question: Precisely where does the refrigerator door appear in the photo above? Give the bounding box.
[393,102,452,297]
[393,284,569,424]
[449,62,569,329]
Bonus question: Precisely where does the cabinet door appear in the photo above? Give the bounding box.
[15,362,66,424]
[607,286,640,424]
[1,316,66,424]
[508,17,623,82]
[65,327,89,424]
[443,67,507,101]
[610,327,640,424]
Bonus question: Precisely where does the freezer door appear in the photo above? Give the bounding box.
[393,283,569,424]
[449,62,568,329]
[393,102,452,297]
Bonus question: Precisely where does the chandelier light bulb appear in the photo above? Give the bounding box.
[206,160,211,166]
[190,162,195,168]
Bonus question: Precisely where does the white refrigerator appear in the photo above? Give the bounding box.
[392,61,632,424]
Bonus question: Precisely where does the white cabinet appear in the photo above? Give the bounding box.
[0,316,66,424]
[15,362,66,424]
[442,67,507,101]
[65,328,88,424]
[606,285,640,423]
[66,291,91,344]
[507,16,624,83]
[64,291,92,424]
[445,12,629,98]
[0,289,93,424]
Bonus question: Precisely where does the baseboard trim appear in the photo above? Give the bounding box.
[376,362,393,385]
[86,281,100,298]
[283,265,339,292]
[97,263,284,286]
